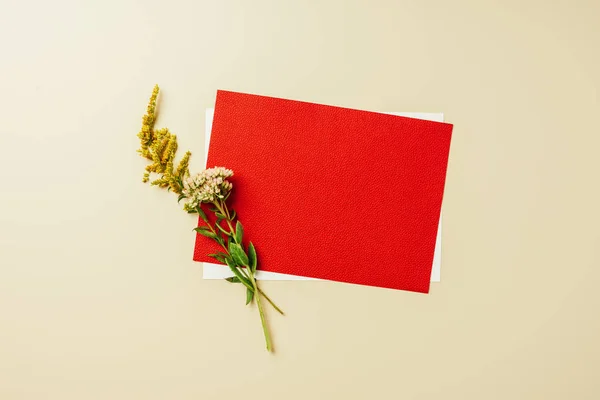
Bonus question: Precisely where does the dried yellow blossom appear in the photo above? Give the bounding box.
[162,134,178,165]
[175,151,191,178]
[137,85,159,160]
[137,85,191,194]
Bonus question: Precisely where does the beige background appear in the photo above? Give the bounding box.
[1,0,599,399]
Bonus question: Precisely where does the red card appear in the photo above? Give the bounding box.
[194,91,453,293]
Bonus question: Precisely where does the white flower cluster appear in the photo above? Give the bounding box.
[182,167,234,206]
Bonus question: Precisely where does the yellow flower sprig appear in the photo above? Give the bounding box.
[137,85,191,194]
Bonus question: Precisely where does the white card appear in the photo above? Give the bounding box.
[202,109,443,282]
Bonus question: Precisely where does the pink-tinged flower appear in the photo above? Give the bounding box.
[182,167,234,206]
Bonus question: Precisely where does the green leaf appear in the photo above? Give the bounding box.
[225,258,253,290]
[196,207,208,222]
[248,242,257,273]
[246,287,254,305]
[215,212,227,220]
[187,209,197,214]
[225,276,241,283]
[193,227,217,239]
[208,252,228,263]
[216,223,232,237]
[177,193,186,203]
[235,221,243,244]
[229,242,249,267]
[230,210,236,220]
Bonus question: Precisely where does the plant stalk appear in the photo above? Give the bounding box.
[213,199,276,350]
[248,270,272,352]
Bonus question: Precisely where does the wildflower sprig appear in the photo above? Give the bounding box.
[137,86,282,352]
[137,85,191,193]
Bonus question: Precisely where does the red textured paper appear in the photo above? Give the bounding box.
[194,91,453,293]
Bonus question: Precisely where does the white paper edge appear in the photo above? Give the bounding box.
[202,108,443,282]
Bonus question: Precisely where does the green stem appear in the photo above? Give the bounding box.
[216,202,283,314]
[256,287,284,315]
[200,218,254,288]
[247,269,272,352]
[218,201,238,242]
[214,200,276,349]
